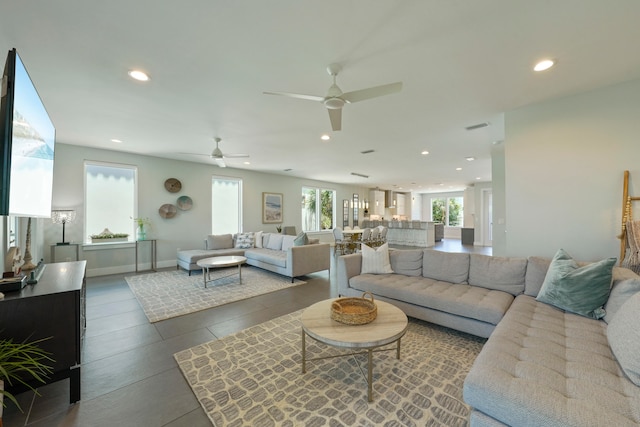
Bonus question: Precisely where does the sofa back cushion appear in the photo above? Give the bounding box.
[389,249,423,276]
[524,256,552,297]
[607,291,640,386]
[281,235,296,252]
[266,233,284,250]
[207,234,234,250]
[604,268,640,323]
[422,250,469,284]
[255,231,264,248]
[469,254,526,296]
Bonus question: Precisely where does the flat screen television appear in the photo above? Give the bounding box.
[0,48,55,217]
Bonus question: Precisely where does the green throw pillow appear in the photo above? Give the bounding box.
[536,248,616,319]
[293,232,308,246]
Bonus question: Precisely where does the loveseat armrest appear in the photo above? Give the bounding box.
[337,253,362,296]
[288,243,331,278]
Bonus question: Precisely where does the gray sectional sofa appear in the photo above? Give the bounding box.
[177,232,330,282]
[337,249,640,426]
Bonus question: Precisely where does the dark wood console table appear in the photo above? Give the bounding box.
[0,261,86,404]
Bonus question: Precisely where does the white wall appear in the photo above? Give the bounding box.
[503,78,640,261]
[45,144,366,276]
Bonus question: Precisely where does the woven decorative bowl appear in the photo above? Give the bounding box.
[330,292,377,325]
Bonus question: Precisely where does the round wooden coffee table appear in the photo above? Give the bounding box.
[196,255,247,288]
[300,298,408,402]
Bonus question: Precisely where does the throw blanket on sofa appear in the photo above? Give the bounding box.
[622,220,640,274]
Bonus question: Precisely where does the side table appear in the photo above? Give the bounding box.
[135,239,157,272]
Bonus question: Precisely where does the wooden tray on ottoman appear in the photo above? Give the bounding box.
[331,292,377,325]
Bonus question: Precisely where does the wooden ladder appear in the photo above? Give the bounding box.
[619,170,640,264]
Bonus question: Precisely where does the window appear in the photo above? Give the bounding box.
[212,177,242,234]
[302,187,335,232]
[431,195,463,227]
[85,162,137,242]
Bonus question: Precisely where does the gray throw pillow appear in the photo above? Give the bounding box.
[207,234,234,250]
[607,291,640,386]
[293,232,308,246]
[536,248,616,319]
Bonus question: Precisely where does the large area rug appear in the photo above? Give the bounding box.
[125,268,306,323]
[174,310,486,426]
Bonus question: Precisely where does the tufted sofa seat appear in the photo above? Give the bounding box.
[464,294,640,426]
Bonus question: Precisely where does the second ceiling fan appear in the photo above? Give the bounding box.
[264,63,402,131]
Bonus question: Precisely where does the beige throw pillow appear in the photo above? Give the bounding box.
[361,243,393,274]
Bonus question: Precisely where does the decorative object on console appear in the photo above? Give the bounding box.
[176,195,192,211]
[89,229,129,243]
[51,210,76,245]
[21,218,36,271]
[164,178,182,193]
[158,203,177,219]
[262,192,282,224]
[133,217,151,241]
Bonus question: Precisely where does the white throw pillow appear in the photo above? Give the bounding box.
[361,243,393,274]
[266,233,284,251]
[255,231,263,248]
[281,235,296,252]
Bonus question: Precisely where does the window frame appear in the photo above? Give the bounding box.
[211,175,243,235]
[301,186,336,232]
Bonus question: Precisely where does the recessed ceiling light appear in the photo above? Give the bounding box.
[421,150,429,155]
[456,167,462,171]
[243,161,251,165]
[320,134,330,141]
[128,70,150,81]
[476,177,481,180]
[111,139,122,143]
[465,157,475,161]
[534,59,555,72]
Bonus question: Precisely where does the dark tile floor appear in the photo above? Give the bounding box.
[2,239,490,426]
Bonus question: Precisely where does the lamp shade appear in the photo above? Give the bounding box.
[51,210,76,224]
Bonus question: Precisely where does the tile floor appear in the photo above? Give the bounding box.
[2,239,491,426]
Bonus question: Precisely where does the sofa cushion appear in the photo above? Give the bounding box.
[536,249,616,319]
[293,232,309,246]
[389,249,423,277]
[607,291,640,386]
[469,254,526,296]
[361,243,393,274]
[422,250,469,284]
[604,268,640,323]
[244,248,287,268]
[281,235,296,252]
[266,233,284,251]
[349,274,513,325]
[463,295,640,427]
[207,234,234,250]
[255,231,264,248]
[524,256,552,297]
[234,232,255,249]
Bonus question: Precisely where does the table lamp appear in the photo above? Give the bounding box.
[52,210,76,245]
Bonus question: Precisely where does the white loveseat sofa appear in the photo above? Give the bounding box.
[177,232,330,282]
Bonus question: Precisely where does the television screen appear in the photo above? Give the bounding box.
[0,48,55,217]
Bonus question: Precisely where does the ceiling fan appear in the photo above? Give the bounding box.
[208,137,249,168]
[263,63,402,131]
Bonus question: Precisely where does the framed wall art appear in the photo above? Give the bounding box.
[262,192,283,224]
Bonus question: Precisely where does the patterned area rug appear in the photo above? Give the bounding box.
[125,268,306,323]
[174,310,486,426]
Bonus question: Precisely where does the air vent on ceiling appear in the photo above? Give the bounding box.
[351,172,369,178]
[465,122,490,131]
[360,149,375,154]
[283,168,293,172]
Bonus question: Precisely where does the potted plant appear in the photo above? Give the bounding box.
[0,337,53,419]
[132,217,151,240]
[89,228,130,243]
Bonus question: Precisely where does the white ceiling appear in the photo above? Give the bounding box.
[2,1,640,193]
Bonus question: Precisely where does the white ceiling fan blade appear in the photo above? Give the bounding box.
[224,153,250,158]
[341,82,402,103]
[214,157,226,168]
[328,108,342,131]
[263,91,324,102]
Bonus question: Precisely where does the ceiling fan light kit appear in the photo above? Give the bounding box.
[264,63,402,131]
